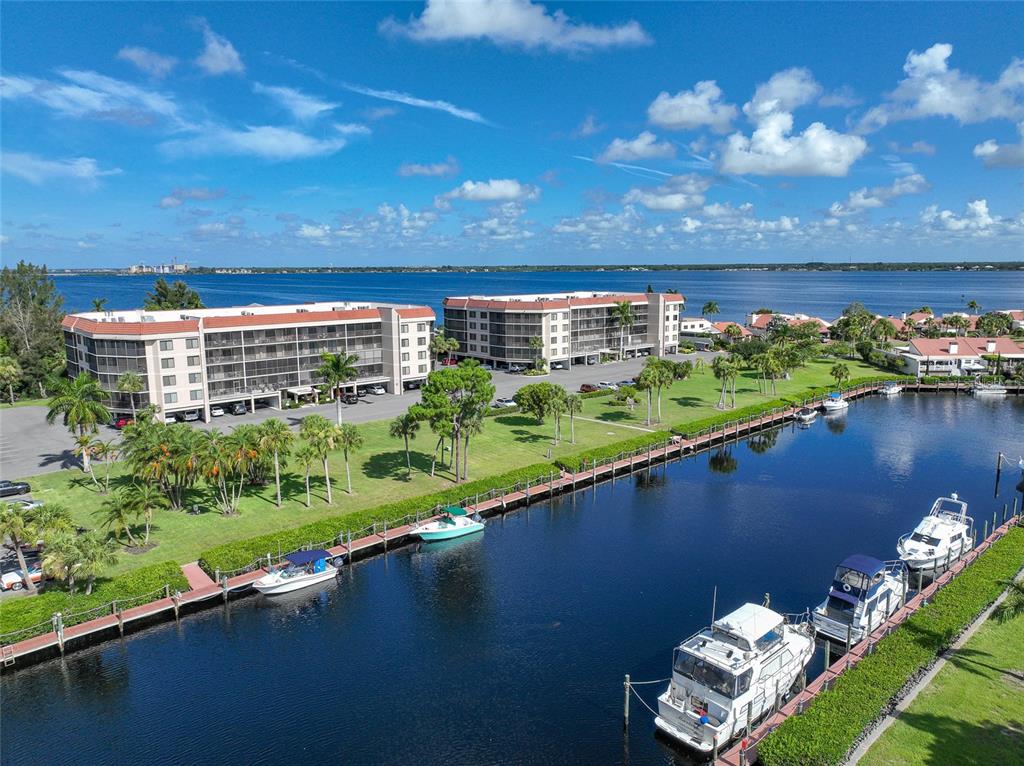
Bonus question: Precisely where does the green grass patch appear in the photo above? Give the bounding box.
[758,526,1024,766]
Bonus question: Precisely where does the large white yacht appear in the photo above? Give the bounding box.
[897,494,974,574]
[655,603,815,754]
[812,555,907,643]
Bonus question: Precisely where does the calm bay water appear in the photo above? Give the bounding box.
[53,270,1024,322]
[3,395,1022,766]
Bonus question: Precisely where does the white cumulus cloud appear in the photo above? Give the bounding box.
[161,125,346,160]
[253,83,337,121]
[598,131,676,163]
[380,0,651,53]
[398,155,460,177]
[117,46,178,78]
[920,199,997,233]
[194,18,244,75]
[828,173,930,217]
[973,123,1024,168]
[647,80,738,134]
[436,178,540,208]
[621,174,712,211]
[2,152,122,188]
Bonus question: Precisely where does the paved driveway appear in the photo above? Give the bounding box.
[0,353,719,479]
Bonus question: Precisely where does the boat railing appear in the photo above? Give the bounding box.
[782,609,813,626]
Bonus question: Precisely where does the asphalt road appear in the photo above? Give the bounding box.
[0,353,718,480]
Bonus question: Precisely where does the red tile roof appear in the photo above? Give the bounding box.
[712,321,751,336]
[907,311,932,324]
[61,315,199,335]
[396,307,436,320]
[748,313,774,329]
[908,337,1024,357]
[1005,310,1024,321]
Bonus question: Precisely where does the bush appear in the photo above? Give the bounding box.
[198,463,561,573]
[554,430,674,472]
[0,561,188,640]
[759,526,1024,766]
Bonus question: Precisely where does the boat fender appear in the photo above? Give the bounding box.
[842,583,852,592]
[699,715,710,725]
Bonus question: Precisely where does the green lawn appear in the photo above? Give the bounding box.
[0,397,47,409]
[859,609,1024,766]
[18,358,881,575]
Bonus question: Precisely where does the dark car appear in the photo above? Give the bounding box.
[0,480,31,498]
[230,402,247,415]
[578,383,600,393]
[343,393,359,405]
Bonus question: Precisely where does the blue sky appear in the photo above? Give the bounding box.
[2,1,1023,267]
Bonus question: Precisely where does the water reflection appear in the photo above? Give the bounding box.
[825,414,848,434]
[747,428,781,454]
[708,446,739,474]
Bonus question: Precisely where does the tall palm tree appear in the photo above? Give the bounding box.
[528,335,545,370]
[871,318,897,348]
[635,367,656,425]
[122,482,170,545]
[966,299,980,314]
[612,301,635,360]
[0,355,21,405]
[116,371,144,418]
[337,423,363,495]
[565,393,583,444]
[712,356,739,409]
[389,412,421,479]
[701,300,720,319]
[300,415,337,504]
[97,493,142,547]
[257,418,294,508]
[46,372,111,439]
[0,504,43,592]
[317,352,360,425]
[294,444,317,508]
[49,532,119,595]
[91,298,108,312]
[73,433,101,478]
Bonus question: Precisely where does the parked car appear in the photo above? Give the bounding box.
[113,416,134,430]
[343,393,359,405]
[163,413,178,424]
[585,357,597,365]
[617,379,635,388]
[210,405,225,417]
[403,380,422,391]
[478,363,494,371]
[1,566,43,592]
[493,397,517,409]
[230,402,247,415]
[598,381,618,391]
[4,499,41,511]
[366,384,386,395]
[0,480,31,498]
[550,361,566,370]
[578,384,600,393]
[507,364,525,374]
[440,358,459,366]
[182,410,200,422]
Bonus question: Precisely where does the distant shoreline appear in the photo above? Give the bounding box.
[48,261,1024,276]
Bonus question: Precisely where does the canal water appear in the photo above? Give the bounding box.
[3,395,1022,766]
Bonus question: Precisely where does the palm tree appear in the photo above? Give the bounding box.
[122,482,170,545]
[91,298,108,312]
[644,357,676,423]
[871,318,897,348]
[116,371,144,418]
[73,433,101,478]
[831,362,850,390]
[337,423,363,495]
[0,504,41,592]
[389,412,421,479]
[258,418,294,508]
[565,393,583,444]
[97,493,142,547]
[294,445,317,508]
[300,415,337,504]
[47,532,119,594]
[992,580,1024,624]
[92,439,119,494]
[528,335,545,371]
[945,314,970,337]
[966,299,980,313]
[701,300,720,319]
[712,356,739,409]
[0,356,21,405]
[31,503,74,539]
[613,301,635,360]
[46,372,111,439]
[634,367,656,425]
[317,352,360,425]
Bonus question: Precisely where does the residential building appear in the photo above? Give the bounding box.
[62,300,435,421]
[711,321,752,339]
[746,312,831,337]
[895,337,1024,377]
[442,291,685,368]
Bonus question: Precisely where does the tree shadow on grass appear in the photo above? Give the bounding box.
[593,409,645,424]
[889,711,1023,765]
[509,429,549,444]
[494,415,542,428]
[669,395,705,407]
[362,449,435,481]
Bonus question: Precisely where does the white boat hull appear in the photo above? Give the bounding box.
[812,573,906,643]
[412,516,485,541]
[253,566,338,594]
[880,386,902,396]
[821,399,849,412]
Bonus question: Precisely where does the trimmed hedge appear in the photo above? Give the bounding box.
[758,525,1024,766]
[198,462,562,573]
[554,430,674,472]
[0,561,188,638]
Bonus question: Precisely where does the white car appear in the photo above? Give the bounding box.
[494,397,517,408]
[550,361,566,370]
[598,381,618,391]
[2,567,43,591]
[507,364,525,373]
[163,414,178,424]
[366,385,386,395]
[210,405,225,417]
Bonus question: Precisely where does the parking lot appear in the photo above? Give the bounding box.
[0,353,718,480]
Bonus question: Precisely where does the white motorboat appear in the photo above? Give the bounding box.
[253,549,339,595]
[411,506,485,541]
[794,407,817,424]
[655,603,814,754]
[812,555,907,644]
[821,393,849,413]
[880,382,903,396]
[898,494,974,574]
[972,382,1007,396]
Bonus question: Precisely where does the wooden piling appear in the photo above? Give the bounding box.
[623,674,630,728]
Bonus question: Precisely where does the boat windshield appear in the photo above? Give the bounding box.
[673,651,750,698]
[910,532,941,546]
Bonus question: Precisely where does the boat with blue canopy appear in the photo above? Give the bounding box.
[252,549,339,595]
[821,392,849,413]
[812,554,906,642]
[411,506,485,542]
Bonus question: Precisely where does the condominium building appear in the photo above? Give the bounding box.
[442,291,685,368]
[62,300,435,421]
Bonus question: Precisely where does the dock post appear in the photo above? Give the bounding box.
[113,601,124,637]
[900,569,907,610]
[823,640,831,673]
[1003,503,1009,524]
[983,520,989,541]
[266,553,272,571]
[918,569,924,593]
[593,461,597,485]
[221,576,228,603]
[773,678,780,713]
[214,567,220,583]
[712,735,719,761]
[746,702,752,737]
[845,623,852,656]
[623,674,630,729]
[172,590,181,619]
[52,612,65,654]
[945,546,951,572]
[382,520,387,551]
[992,511,998,535]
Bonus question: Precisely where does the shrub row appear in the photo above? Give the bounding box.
[0,561,188,639]
[758,525,1024,766]
[197,462,562,574]
[553,430,674,472]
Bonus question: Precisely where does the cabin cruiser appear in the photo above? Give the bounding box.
[812,555,906,643]
[655,603,814,754]
[972,382,1007,396]
[880,381,903,396]
[794,407,817,424]
[898,494,974,574]
[253,549,339,595]
[411,506,484,542]
[821,392,849,413]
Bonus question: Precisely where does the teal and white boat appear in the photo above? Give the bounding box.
[412,506,485,542]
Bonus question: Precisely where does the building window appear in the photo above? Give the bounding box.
[401,324,409,333]
[418,350,427,360]
[159,340,174,351]
[417,337,427,346]
[418,364,427,373]
[161,358,175,369]
[190,389,203,401]
[188,355,200,366]
[186,338,199,349]
[401,352,410,362]
[402,366,410,375]
[162,375,176,386]
[189,372,202,384]
[417,323,426,332]
[164,392,178,404]
[401,338,409,347]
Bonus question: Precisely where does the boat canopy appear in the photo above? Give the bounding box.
[713,603,784,650]
[829,392,843,399]
[444,505,469,516]
[838,554,885,577]
[284,549,330,566]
